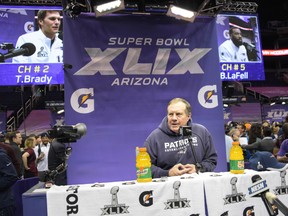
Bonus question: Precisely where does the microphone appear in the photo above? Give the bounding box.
[2,43,36,61]
[249,175,277,216]
[265,191,288,215]
[179,125,202,173]
[179,126,192,136]
[243,42,256,49]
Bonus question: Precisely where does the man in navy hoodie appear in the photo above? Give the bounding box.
[0,148,18,216]
[144,98,217,178]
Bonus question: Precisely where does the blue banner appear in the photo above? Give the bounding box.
[64,14,226,184]
[0,63,63,85]
[262,104,288,123]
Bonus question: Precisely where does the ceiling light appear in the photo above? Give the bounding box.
[166,5,197,22]
[57,109,65,114]
[94,0,125,17]
[270,102,276,106]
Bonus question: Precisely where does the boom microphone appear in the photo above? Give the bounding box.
[2,43,36,61]
[249,175,277,216]
[265,191,288,215]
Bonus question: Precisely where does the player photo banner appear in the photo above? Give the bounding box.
[64,13,226,184]
[216,14,265,81]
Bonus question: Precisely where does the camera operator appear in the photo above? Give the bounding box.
[47,138,67,185]
[144,98,217,178]
[46,123,87,185]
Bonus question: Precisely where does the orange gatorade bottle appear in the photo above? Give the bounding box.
[230,141,244,174]
[136,147,152,182]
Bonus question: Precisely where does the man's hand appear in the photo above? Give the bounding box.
[168,163,194,176]
[183,164,197,174]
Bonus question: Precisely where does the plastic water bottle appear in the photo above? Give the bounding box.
[136,147,152,182]
[230,141,244,174]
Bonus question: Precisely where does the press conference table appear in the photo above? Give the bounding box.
[22,170,288,216]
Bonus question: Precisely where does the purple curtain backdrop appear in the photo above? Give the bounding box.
[64,14,226,184]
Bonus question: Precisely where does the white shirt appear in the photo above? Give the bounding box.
[12,30,63,63]
[219,39,248,62]
[34,142,50,171]
[225,135,233,162]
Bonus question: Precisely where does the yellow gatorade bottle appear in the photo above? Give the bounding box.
[136,147,152,182]
[230,141,244,174]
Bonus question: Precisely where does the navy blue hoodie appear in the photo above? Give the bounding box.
[0,148,18,209]
[144,117,218,178]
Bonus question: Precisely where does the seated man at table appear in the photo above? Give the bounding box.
[144,98,218,178]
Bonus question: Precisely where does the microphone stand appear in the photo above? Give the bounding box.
[183,126,202,173]
[187,134,202,174]
[179,126,202,173]
[260,193,277,216]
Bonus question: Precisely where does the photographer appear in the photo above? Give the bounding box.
[144,98,217,178]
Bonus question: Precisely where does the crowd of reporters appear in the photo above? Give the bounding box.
[225,114,288,165]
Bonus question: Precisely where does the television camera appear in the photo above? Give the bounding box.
[47,123,87,143]
[45,123,87,185]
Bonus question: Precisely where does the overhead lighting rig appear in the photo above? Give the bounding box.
[63,0,92,18]
[0,0,258,18]
[94,0,125,17]
[221,1,258,13]
[166,4,197,22]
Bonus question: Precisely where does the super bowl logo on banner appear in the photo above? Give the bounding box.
[73,39,212,87]
[198,85,219,109]
[273,170,288,195]
[70,88,94,114]
[223,177,246,204]
[101,186,129,215]
[164,181,191,210]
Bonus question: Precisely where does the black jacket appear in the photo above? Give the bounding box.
[0,148,18,209]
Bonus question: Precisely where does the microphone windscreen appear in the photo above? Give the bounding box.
[20,43,36,56]
[251,174,261,183]
[265,192,277,204]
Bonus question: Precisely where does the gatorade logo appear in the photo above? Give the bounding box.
[70,88,94,114]
[198,85,218,109]
[139,191,153,207]
[243,206,255,216]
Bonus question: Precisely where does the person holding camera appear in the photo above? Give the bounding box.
[144,98,217,178]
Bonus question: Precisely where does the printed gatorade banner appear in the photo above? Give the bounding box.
[64,14,226,184]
